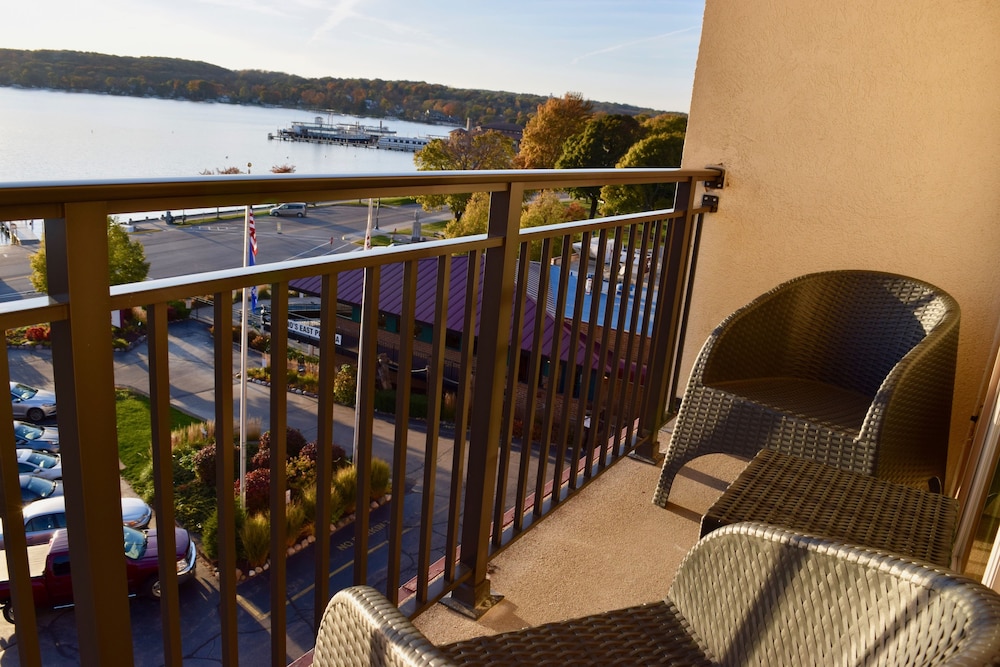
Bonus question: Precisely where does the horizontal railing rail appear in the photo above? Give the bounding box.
[0,167,718,665]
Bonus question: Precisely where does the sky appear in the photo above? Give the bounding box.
[5,0,704,113]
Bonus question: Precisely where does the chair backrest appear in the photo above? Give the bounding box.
[704,270,959,396]
[668,522,1000,666]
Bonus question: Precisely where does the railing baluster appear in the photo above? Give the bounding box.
[595,230,626,456]
[447,250,481,579]
[417,257,450,602]
[47,206,133,664]
[313,273,338,629]
[0,345,41,665]
[268,281,289,665]
[536,240,573,511]
[146,300,182,666]
[635,176,704,460]
[389,261,417,602]
[508,243,545,546]
[454,183,524,613]
[495,243,529,543]
[353,267,378,586]
[213,290,239,666]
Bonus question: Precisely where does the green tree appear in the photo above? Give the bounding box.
[642,113,688,136]
[600,133,686,215]
[515,92,593,169]
[519,191,588,260]
[444,191,491,238]
[29,217,150,293]
[414,130,515,221]
[556,114,645,218]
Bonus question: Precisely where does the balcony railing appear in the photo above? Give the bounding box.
[0,167,720,665]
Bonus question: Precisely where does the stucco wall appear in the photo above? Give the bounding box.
[679,0,1000,487]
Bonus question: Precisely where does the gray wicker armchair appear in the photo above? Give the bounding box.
[653,270,959,507]
[312,522,1000,666]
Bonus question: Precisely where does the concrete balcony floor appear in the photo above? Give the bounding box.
[413,436,748,647]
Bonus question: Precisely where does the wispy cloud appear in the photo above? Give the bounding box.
[571,25,699,65]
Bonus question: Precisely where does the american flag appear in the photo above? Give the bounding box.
[248,209,258,312]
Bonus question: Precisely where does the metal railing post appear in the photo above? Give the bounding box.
[452,182,524,614]
[632,177,702,463]
[46,205,133,664]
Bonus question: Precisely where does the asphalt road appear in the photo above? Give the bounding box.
[138,202,447,281]
[0,201,449,302]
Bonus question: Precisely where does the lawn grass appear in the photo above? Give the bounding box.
[115,388,200,487]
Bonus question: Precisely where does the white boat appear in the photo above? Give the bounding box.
[376,135,433,152]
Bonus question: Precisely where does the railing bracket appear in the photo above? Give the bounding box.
[703,165,726,190]
[441,591,504,620]
[702,194,720,212]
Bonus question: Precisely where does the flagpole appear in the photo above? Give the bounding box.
[239,205,250,507]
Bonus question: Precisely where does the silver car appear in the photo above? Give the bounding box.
[9,382,57,422]
[0,495,153,549]
[13,421,59,453]
[16,449,61,480]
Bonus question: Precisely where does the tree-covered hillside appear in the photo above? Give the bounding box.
[0,49,669,127]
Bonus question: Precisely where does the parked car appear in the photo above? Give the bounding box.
[16,449,61,480]
[13,421,59,453]
[0,524,197,623]
[269,202,307,217]
[9,382,57,423]
[0,495,153,549]
[19,474,63,505]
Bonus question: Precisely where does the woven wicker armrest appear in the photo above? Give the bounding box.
[313,585,453,667]
[670,522,1000,666]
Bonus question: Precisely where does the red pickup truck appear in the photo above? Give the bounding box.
[0,525,197,623]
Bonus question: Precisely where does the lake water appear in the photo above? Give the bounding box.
[0,87,451,183]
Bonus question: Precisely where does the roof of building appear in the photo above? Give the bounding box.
[289,256,603,367]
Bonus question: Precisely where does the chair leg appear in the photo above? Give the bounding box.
[653,452,689,508]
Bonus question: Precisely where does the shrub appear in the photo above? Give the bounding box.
[333,466,358,515]
[370,458,391,499]
[250,333,270,352]
[286,454,317,499]
[25,325,49,342]
[258,427,308,460]
[201,503,247,562]
[240,513,271,569]
[251,446,270,470]
[299,442,318,463]
[237,467,272,515]
[285,502,309,547]
[299,484,318,526]
[192,442,216,486]
[333,364,357,406]
[172,421,214,449]
[166,299,191,320]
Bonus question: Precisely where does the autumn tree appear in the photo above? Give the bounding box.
[444,191,491,238]
[414,130,515,221]
[29,217,150,293]
[519,190,588,260]
[555,114,645,218]
[600,133,686,215]
[514,92,593,169]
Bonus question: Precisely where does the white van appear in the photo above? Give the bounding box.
[269,202,308,217]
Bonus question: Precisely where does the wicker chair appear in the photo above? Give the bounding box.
[312,522,1000,666]
[653,270,959,508]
